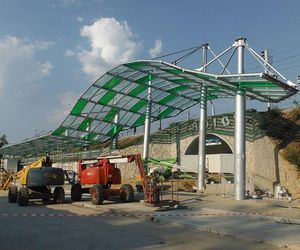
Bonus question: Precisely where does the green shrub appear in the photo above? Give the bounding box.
[259,109,292,140]
[269,108,281,118]
[282,144,300,171]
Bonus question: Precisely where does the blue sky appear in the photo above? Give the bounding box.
[0,0,300,143]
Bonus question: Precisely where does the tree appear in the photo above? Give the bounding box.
[0,134,8,160]
[0,134,8,148]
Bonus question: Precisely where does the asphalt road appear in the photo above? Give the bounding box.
[0,190,284,250]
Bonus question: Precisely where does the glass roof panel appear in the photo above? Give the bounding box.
[130,99,147,112]
[128,84,148,97]
[91,89,107,103]
[70,99,87,116]
[98,91,117,105]
[82,85,100,99]
[123,113,140,126]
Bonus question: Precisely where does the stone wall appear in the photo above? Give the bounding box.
[245,136,300,198]
[246,137,277,193]
[278,155,300,198]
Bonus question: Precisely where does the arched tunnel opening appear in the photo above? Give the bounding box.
[181,134,234,182]
[185,134,233,155]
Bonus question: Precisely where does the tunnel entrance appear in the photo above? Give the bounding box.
[185,134,233,155]
[181,134,234,176]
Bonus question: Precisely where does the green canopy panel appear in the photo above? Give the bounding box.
[0,133,90,157]
[0,60,297,157]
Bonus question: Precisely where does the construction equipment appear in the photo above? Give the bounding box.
[147,157,196,180]
[7,156,65,206]
[0,166,12,190]
[71,154,161,206]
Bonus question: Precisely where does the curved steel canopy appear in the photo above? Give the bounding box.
[0,60,298,157]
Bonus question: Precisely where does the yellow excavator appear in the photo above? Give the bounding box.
[7,156,65,206]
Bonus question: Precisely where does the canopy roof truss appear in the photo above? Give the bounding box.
[0,58,297,157]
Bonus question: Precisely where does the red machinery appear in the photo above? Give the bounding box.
[71,154,160,205]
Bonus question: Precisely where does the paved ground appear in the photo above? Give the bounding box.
[69,191,300,249]
[0,190,288,250]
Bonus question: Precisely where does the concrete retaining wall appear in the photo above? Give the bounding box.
[115,134,300,198]
[205,183,234,195]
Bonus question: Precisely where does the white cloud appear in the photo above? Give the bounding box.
[48,91,79,124]
[39,61,53,75]
[149,39,162,58]
[0,36,52,97]
[77,17,143,79]
[65,49,75,57]
[77,16,83,22]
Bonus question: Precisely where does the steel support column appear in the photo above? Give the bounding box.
[197,44,208,191]
[197,85,207,191]
[143,75,152,172]
[112,112,119,150]
[234,38,246,200]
